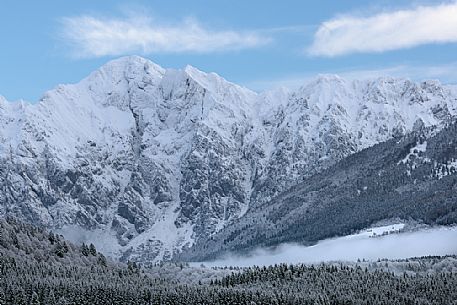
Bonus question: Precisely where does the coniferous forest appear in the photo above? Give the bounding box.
[1,217,457,305]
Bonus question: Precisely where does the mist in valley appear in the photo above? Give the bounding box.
[199,226,457,267]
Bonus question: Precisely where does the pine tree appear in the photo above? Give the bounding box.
[54,241,69,258]
[29,291,40,305]
[56,296,67,305]
[81,243,89,256]
[89,243,97,256]
[48,232,56,245]
[0,289,6,305]
[97,253,107,267]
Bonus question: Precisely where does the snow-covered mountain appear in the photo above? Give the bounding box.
[1,55,457,262]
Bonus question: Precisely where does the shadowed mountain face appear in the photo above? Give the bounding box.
[1,56,457,262]
[183,122,457,261]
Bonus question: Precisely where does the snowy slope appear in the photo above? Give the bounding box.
[1,56,457,262]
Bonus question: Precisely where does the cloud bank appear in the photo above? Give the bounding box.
[200,227,457,267]
[309,2,457,56]
[61,15,270,58]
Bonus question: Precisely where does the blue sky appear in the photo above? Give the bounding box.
[1,0,457,101]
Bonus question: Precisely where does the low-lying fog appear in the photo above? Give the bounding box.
[197,226,457,267]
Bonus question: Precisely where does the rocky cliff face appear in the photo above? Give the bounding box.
[183,121,457,262]
[1,56,456,261]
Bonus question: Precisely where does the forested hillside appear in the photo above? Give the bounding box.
[213,262,457,305]
[1,217,457,305]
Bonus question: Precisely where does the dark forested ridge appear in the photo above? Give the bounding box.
[183,122,457,261]
[1,217,457,305]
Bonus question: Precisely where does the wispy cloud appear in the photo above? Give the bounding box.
[308,2,457,57]
[61,15,271,58]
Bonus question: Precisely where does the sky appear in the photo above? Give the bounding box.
[2,0,457,102]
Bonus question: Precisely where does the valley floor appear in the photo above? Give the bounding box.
[196,224,457,268]
[2,218,457,305]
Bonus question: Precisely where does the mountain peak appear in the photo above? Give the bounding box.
[183,64,235,91]
[90,55,166,83]
[315,73,344,82]
[180,64,257,103]
[101,55,165,73]
[55,56,167,109]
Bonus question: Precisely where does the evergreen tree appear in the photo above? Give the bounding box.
[97,254,107,267]
[48,232,56,245]
[81,243,89,256]
[89,243,97,256]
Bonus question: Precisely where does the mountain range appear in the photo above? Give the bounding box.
[1,55,456,262]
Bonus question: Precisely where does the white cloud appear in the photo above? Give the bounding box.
[309,2,457,56]
[61,15,270,58]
